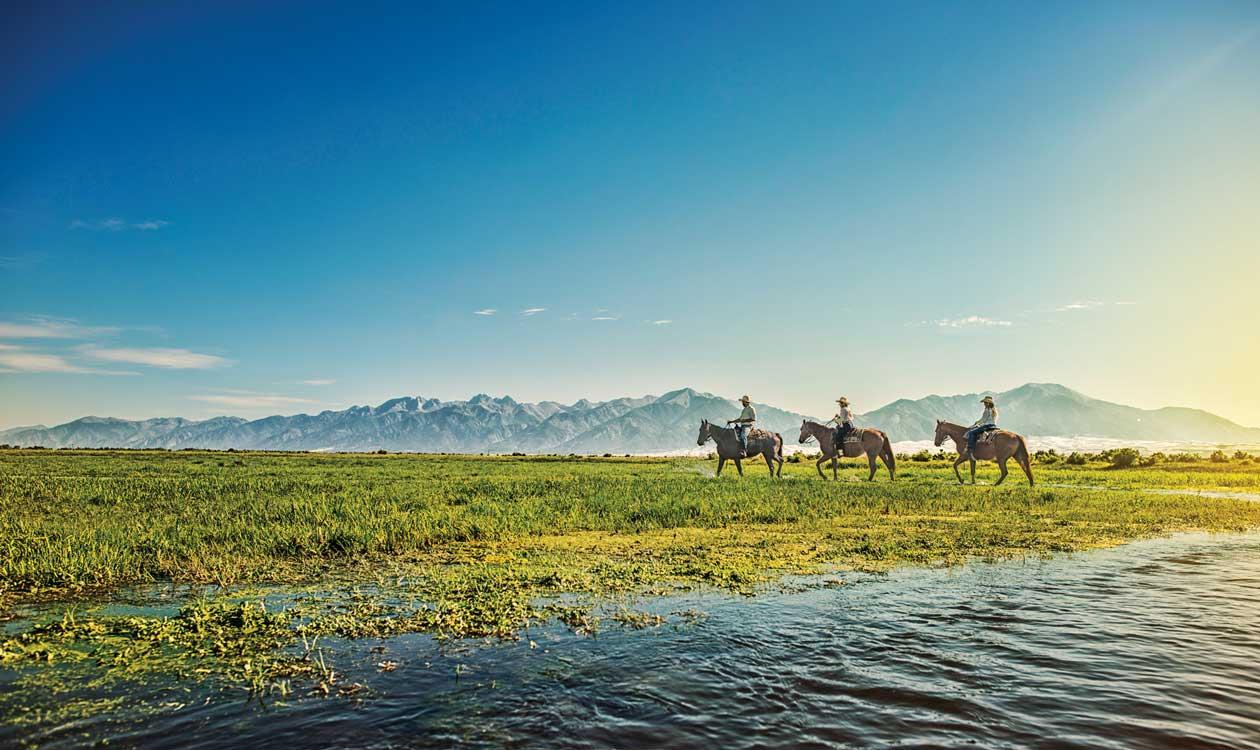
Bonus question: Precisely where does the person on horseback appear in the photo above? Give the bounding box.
[727,395,756,455]
[827,397,855,448]
[964,395,999,454]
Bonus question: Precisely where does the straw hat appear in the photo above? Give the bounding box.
[836,397,849,406]
[740,395,752,403]
[981,395,995,405]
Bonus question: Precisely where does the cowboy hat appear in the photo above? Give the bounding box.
[836,397,849,405]
[740,395,752,403]
[980,395,995,404]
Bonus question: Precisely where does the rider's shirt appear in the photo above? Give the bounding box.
[974,407,998,427]
[737,405,756,424]
[832,407,854,425]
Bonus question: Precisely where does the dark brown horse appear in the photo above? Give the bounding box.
[933,420,1034,486]
[798,420,896,481]
[697,419,784,477]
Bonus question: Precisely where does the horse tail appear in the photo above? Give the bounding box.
[1015,434,1033,484]
[775,433,784,460]
[881,432,896,479]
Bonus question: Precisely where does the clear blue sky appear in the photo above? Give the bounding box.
[3,0,1259,428]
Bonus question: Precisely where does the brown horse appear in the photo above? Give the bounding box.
[933,420,1034,486]
[798,420,896,481]
[697,419,784,477]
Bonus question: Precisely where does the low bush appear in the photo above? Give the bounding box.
[1210,450,1228,463]
[1107,448,1140,469]
[1065,452,1087,465]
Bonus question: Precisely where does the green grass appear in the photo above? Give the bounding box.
[2,448,1260,727]
[3,449,1260,600]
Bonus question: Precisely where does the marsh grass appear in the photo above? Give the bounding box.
[2,449,1260,727]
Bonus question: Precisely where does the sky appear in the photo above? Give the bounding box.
[2,0,1259,429]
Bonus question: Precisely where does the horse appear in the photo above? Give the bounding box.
[933,420,1034,486]
[798,420,896,481]
[697,419,784,477]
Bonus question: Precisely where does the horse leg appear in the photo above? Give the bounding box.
[866,452,877,481]
[815,455,828,480]
[763,451,775,476]
[735,458,743,477]
[995,457,1009,486]
[1021,455,1035,487]
[952,455,966,484]
[716,456,725,477]
[969,458,977,485]
[831,458,838,481]
[882,449,895,480]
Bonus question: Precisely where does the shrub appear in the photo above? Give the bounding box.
[1210,450,1228,463]
[376,449,388,455]
[1034,449,1059,465]
[910,450,932,463]
[1065,452,1087,465]
[787,454,802,464]
[1233,450,1251,461]
[1108,448,1140,469]
[1140,452,1165,467]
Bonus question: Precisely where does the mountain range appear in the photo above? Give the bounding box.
[3,384,1257,452]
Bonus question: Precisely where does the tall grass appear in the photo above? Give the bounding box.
[3,450,1260,598]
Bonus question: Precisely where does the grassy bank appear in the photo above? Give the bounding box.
[3,449,1260,728]
[4,449,1260,600]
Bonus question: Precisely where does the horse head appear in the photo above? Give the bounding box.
[933,419,947,447]
[798,419,812,444]
[697,419,711,446]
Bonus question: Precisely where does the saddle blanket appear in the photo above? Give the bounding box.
[975,428,999,444]
[841,428,868,444]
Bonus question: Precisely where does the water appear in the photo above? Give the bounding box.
[6,533,1260,749]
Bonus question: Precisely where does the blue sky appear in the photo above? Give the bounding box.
[3,0,1259,428]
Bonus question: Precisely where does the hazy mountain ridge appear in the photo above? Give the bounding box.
[3,383,1257,451]
[858,383,1260,443]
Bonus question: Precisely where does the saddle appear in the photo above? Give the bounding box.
[974,428,999,444]
[841,428,867,444]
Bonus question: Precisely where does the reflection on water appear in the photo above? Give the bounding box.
[5,533,1259,749]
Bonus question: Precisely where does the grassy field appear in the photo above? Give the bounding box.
[2,448,1260,726]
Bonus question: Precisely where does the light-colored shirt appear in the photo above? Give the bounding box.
[974,406,998,427]
[736,405,756,423]
[828,407,854,425]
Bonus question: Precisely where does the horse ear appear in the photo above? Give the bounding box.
[936,419,941,425]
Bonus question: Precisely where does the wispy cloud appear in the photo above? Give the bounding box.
[592,315,620,321]
[928,315,1013,329]
[650,320,672,326]
[473,308,497,316]
[189,393,316,410]
[0,347,136,375]
[520,307,546,316]
[0,254,45,270]
[300,379,336,386]
[71,218,171,232]
[1052,300,1105,312]
[0,317,119,339]
[79,346,232,369]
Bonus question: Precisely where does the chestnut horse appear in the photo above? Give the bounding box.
[933,420,1034,486]
[798,420,896,481]
[697,419,784,477]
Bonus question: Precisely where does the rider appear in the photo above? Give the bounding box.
[727,395,756,455]
[964,395,999,454]
[827,397,855,448]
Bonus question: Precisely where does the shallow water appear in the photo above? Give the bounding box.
[6,533,1260,749]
